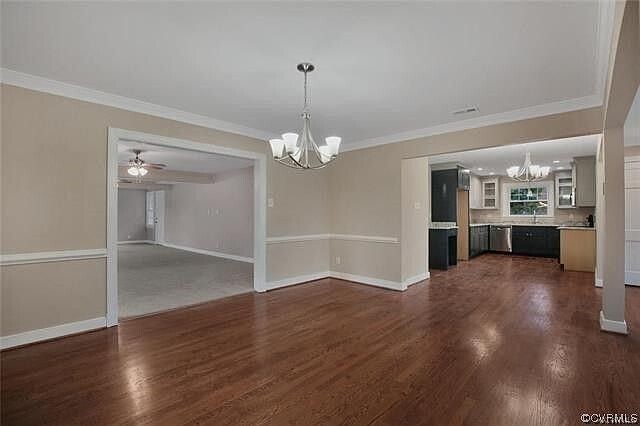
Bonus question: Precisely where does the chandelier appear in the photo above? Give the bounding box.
[268,63,341,169]
[506,152,550,182]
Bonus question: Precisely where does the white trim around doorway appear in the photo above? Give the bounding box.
[107,128,267,327]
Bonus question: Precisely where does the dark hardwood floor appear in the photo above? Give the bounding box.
[2,254,639,425]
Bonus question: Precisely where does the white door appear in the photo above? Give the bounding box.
[625,157,640,286]
[146,191,156,242]
[153,190,165,243]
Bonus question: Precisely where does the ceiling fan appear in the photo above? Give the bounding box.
[124,149,166,179]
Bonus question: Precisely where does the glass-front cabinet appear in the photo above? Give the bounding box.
[555,170,575,208]
[482,179,498,209]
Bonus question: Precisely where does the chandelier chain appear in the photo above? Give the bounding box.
[303,69,309,112]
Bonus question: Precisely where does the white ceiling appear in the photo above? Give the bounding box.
[118,141,253,174]
[2,2,608,148]
[430,134,599,176]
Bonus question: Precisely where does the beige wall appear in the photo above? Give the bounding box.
[118,189,148,241]
[164,167,254,258]
[1,259,106,336]
[329,107,603,281]
[401,157,429,282]
[0,84,329,336]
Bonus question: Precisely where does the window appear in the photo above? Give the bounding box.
[503,182,554,217]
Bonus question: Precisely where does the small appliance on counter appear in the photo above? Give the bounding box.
[586,214,594,228]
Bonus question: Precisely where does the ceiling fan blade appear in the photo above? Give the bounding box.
[147,165,165,170]
[146,162,166,168]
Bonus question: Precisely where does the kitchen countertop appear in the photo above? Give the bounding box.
[429,222,458,230]
[470,223,594,229]
[557,226,596,231]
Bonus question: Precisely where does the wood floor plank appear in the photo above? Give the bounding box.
[2,254,639,425]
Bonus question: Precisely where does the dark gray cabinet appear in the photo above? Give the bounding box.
[431,167,469,222]
[469,225,489,258]
[429,228,458,270]
[512,226,559,258]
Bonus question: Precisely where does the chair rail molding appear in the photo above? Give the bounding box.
[266,234,400,244]
[0,249,107,266]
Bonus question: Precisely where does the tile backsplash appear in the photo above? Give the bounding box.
[470,206,595,225]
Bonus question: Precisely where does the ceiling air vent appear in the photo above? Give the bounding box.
[452,106,479,115]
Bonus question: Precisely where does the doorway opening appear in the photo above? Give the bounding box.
[107,129,266,325]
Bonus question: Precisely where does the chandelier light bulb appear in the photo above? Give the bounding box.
[128,166,140,176]
[269,139,285,159]
[138,167,148,176]
[281,133,299,154]
[325,136,341,156]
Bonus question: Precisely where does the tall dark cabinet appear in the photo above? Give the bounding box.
[431,167,470,222]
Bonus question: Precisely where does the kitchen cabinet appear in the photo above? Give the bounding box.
[574,156,596,207]
[469,225,489,258]
[429,228,458,270]
[482,178,499,209]
[469,176,499,209]
[555,171,574,208]
[469,175,483,209]
[560,228,596,272]
[512,226,559,258]
[431,167,469,222]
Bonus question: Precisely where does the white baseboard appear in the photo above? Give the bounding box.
[599,310,628,334]
[403,272,430,287]
[159,242,254,264]
[1,317,106,350]
[265,270,418,292]
[117,240,155,245]
[595,277,603,287]
[625,271,640,286]
[329,271,405,291]
[266,271,331,291]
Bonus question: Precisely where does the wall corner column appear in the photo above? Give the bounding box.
[600,126,628,334]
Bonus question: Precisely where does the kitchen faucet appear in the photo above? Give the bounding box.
[532,202,547,224]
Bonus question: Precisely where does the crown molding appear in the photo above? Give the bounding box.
[342,94,603,153]
[594,0,616,103]
[0,68,276,142]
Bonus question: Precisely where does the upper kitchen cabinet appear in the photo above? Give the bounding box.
[555,170,574,208]
[470,176,499,209]
[574,156,596,207]
[431,167,469,222]
[469,174,482,209]
[482,178,499,209]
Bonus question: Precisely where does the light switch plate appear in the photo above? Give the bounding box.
[268,198,274,207]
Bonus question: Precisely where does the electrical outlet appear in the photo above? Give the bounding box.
[335,256,341,265]
[414,202,421,210]
[268,198,274,208]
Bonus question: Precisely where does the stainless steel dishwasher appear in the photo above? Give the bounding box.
[489,225,512,252]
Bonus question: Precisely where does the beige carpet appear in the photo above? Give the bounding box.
[118,244,253,318]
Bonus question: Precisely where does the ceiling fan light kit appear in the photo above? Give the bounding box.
[125,149,166,182]
[268,63,341,170]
